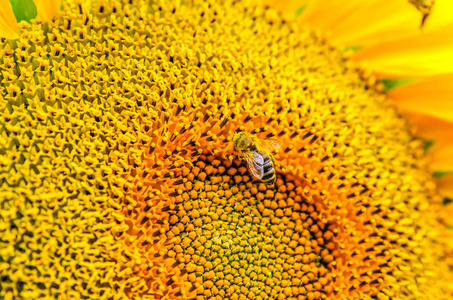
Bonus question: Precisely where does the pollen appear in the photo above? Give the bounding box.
[0,0,451,299]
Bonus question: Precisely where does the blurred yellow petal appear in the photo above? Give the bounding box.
[299,0,420,47]
[328,1,420,47]
[401,111,453,143]
[33,0,61,22]
[437,173,453,199]
[0,0,19,39]
[429,141,453,172]
[388,74,453,123]
[298,0,362,35]
[352,24,453,78]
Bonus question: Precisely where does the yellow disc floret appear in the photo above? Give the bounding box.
[169,155,333,299]
[0,0,451,299]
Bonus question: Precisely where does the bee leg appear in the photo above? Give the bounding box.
[420,13,429,29]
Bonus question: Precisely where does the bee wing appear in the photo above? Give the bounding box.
[256,138,280,153]
[244,151,264,180]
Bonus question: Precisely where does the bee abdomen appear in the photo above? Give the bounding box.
[261,153,276,185]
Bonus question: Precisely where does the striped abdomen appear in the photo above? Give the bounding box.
[258,150,276,185]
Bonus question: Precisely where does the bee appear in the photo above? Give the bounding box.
[232,132,280,186]
[409,0,435,28]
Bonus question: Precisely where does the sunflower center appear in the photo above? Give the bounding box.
[1,0,449,299]
[168,155,333,299]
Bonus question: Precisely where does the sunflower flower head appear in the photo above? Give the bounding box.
[0,0,452,299]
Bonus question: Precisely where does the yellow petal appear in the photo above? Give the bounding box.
[328,1,421,48]
[0,0,19,39]
[298,0,363,35]
[33,0,61,22]
[401,111,453,143]
[429,141,453,172]
[352,24,453,78]
[437,173,453,199]
[388,74,453,123]
[299,0,420,48]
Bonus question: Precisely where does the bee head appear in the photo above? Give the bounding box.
[232,132,242,146]
[232,131,251,151]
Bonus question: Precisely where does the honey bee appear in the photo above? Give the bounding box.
[233,132,280,186]
[409,0,435,28]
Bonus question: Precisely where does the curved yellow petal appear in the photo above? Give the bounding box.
[429,141,453,172]
[388,74,453,123]
[352,24,453,78]
[33,0,61,22]
[299,0,420,47]
[401,111,453,143]
[297,0,362,32]
[437,173,453,199]
[328,1,421,47]
[0,0,19,39]
[401,79,453,171]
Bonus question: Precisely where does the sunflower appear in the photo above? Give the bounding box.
[0,0,452,299]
